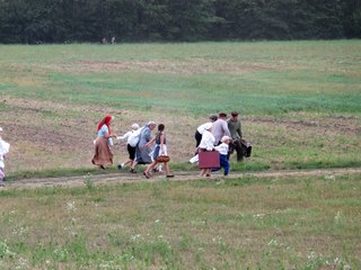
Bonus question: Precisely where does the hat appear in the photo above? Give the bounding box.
[131,123,140,130]
[231,111,239,117]
[209,114,218,122]
[204,123,213,130]
[147,121,156,126]
[221,136,231,143]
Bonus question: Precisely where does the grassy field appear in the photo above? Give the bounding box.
[1,174,360,269]
[0,41,361,269]
[1,40,361,176]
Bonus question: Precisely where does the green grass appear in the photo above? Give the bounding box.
[1,41,361,115]
[1,174,360,269]
[1,41,360,269]
[0,40,361,175]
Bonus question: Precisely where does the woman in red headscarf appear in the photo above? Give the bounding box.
[92,115,115,169]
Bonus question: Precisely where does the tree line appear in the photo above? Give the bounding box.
[0,0,360,44]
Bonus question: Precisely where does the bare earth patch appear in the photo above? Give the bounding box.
[4,167,361,189]
[1,96,360,173]
[40,59,285,75]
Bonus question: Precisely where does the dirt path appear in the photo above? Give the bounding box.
[3,167,361,190]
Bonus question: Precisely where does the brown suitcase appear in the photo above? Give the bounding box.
[198,151,220,169]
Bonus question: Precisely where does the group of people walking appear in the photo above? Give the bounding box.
[92,111,251,179]
[0,111,250,187]
[192,111,251,177]
[91,115,174,179]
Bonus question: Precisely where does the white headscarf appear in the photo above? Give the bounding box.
[131,123,140,130]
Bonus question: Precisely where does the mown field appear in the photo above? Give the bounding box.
[1,174,360,269]
[0,41,360,176]
[0,41,361,269]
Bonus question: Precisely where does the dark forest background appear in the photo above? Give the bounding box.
[0,0,360,44]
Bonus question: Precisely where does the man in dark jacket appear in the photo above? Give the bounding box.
[227,111,247,161]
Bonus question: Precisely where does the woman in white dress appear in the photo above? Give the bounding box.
[0,127,10,186]
[198,123,215,177]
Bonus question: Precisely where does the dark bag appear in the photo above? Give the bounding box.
[156,155,170,163]
[198,151,220,169]
[241,140,252,157]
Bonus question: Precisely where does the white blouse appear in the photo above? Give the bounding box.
[215,143,229,155]
[198,130,215,151]
[197,122,213,135]
[117,130,134,144]
[0,139,10,169]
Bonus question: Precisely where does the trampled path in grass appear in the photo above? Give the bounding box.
[4,167,361,189]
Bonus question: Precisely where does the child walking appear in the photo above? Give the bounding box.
[117,123,141,170]
[214,136,231,176]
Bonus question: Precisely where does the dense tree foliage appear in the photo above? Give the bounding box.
[0,0,360,43]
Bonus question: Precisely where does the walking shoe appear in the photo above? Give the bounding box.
[130,168,136,174]
[117,164,122,170]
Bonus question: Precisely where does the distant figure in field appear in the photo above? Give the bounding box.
[195,114,218,148]
[117,123,141,170]
[143,124,174,179]
[102,37,107,44]
[130,121,157,173]
[212,112,231,146]
[111,36,116,44]
[0,127,10,186]
[92,114,116,169]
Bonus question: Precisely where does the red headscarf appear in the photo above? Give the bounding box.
[97,114,113,133]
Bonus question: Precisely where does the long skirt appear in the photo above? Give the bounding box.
[92,137,113,166]
[135,145,152,164]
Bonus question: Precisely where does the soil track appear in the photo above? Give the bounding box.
[4,167,361,190]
